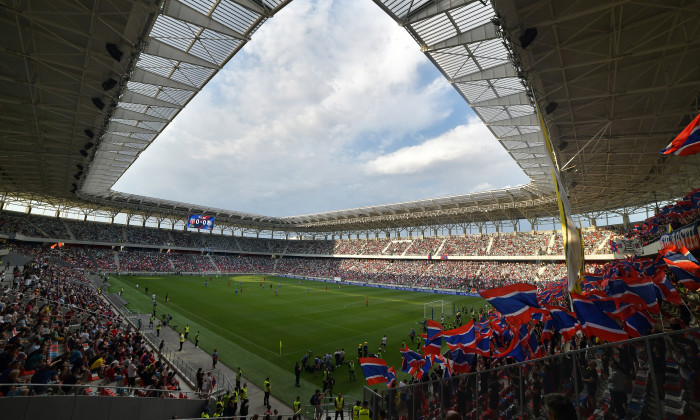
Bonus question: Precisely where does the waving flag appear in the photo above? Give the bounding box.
[359,357,390,386]
[476,330,493,357]
[622,310,656,338]
[571,293,628,342]
[426,319,443,341]
[652,270,682,304]
[624,277,660,313]
[660,112,700,156]
[399,346,425,375]
[418,354,433,379]
[528,331,546,359]
[479,283,548,324]
[492,326,526,363]
[541,318,554,342]
[544,304,581,341]
[422,333,442,355]
[450,348,475,373]
[442,321,475,351]
[604,277,659,313]
[386,367,397,388]
[663,246,700,290]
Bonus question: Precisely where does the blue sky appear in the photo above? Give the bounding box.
[113,0,529,217]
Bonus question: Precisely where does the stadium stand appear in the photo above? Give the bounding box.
[406,237,443,256]
[118,251,173,272]
[124,226,171,247]
[381,240,412,256]
[63,220,124,243]
[0,253,187,399]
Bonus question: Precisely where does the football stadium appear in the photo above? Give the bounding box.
[1,0,699,419]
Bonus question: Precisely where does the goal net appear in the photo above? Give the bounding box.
[423,300,453,320]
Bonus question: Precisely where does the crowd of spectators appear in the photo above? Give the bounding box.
[270,258,591,291]
[285,240,312,255]
[305,240,334,255]
[53,247,95,271]
[168,232,203,249]
[406,237,443,256]
[0,211,620,259]
[64,220,124,243]
[550,229,613,255]
[333,240,364,255]
[236,237,272,253]
[489,232,549,256]
[118,251,173,272]
[124,226,171,247]
[191,255,216,272]
[27,215,69,239]
[209,255,252,273]
[382,240,412,256]
[440,235,491,256]
[168,254,197,272]
[202,234,239,251]
[0,211,43,238]
[3,240,609,291]
[85,248,118,272]
[362,239,390,255]
[0,252,183,399]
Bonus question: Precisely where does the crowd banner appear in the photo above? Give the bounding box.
[660,221,700,250]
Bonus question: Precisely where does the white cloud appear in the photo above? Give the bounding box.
[113,0,529,216]
[364,119,506,175]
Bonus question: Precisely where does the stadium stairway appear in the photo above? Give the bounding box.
[83,246,100,269]
[400,240,414,256]
[136,313,292,416]
[113,251,120,271]
[61,219,75,240]
[207,254,219,271]
[434,237,447,256]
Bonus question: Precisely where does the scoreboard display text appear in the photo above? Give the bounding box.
[187,214,215,230]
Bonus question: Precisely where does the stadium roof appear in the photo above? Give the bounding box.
[1,0,699,233]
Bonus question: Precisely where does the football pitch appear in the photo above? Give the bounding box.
[107,274,486,404]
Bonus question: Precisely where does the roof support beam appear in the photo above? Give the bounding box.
[144,37,218,69]
[120,90,182,108]
[163,0,249,41]
[230,0,269,16]
[101,133,151,146]
[498,131,543,142]
[107,121,159,135]
[473,91,531,107]
[488,113,539,126]
[451,63,517,83]
[112,108,170,123]
[131,68,197,91]
[423,22,498,52]
[403,0,478,26]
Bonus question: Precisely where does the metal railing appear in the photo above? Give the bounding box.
[367,327,699,420]
[0,382,202,399]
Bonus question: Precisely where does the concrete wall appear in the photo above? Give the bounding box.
[0,395,206,420]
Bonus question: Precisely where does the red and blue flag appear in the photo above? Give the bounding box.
[359,357,390,386]
[442,321,475,351]
[660,112,700,156]
[571,293,628,342]
[479,283,547,325]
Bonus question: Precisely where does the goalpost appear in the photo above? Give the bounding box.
[423,300,453,320]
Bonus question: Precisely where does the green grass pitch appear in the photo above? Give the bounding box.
[107,274,487,405]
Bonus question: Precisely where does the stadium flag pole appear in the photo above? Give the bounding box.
[536,99,583,298]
